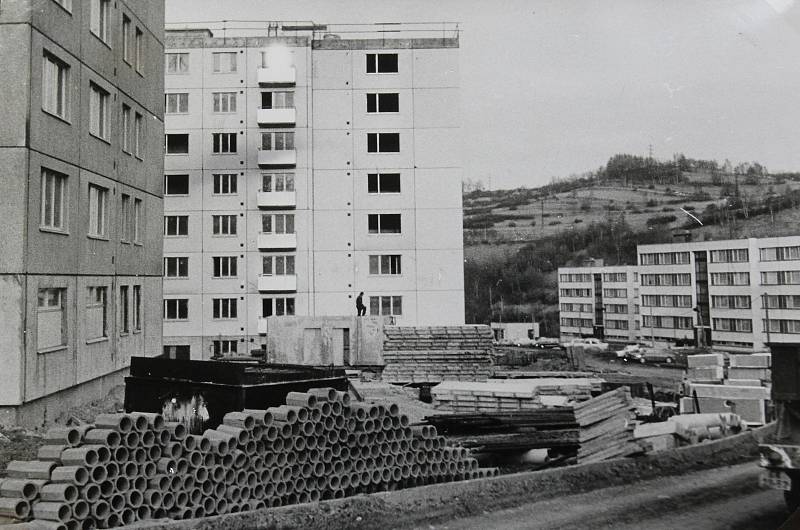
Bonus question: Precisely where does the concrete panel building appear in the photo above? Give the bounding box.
[558,236,800,352]
[0,0,164,427]
[162,23,464,360]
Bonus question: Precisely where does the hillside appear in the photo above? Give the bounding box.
[463,155,800,334]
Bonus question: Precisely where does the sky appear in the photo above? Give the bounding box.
[165,0,800,189]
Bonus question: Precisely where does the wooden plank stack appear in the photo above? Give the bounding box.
[381,326,494,384]
[574,388,638,463]
[431,379,599,413]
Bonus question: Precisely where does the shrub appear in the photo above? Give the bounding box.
[662,207,673,212]
[645,199,659,207]
[574,218,583,224]
[646,214,677,226]
[508,221,517,227]
[547,220,561,226]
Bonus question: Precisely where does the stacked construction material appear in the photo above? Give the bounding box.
[382,326,494,384]
[0,388,497,528]
[686,353,725,383]
[575,387,637,463]
[728,353,771,386]
[633,412,743,453]
[425,410,580,452]
[681,383,770,425]
[431,379,598,413]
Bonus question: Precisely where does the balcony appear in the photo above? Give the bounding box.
[258,274,297,292]
[258,232,297,250]
[257,107,296,126]
[257,190,296,209]
[257,66,296,85]
[258,149,296,167]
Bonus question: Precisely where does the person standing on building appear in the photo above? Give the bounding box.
[356,292,366,316]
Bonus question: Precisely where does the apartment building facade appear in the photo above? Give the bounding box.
[0,0,164,426]
[162,24,464,360]
[558,236,800,351]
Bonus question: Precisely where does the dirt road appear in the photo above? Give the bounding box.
[426,462,791,530]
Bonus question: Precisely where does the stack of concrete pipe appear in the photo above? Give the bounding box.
[0,388,497,528]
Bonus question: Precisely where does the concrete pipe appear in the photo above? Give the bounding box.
[274,452,287,467]
[174,490,189,509]
[136,504,151,522]
[226,486,242,504]
[242,409,272,426]
[384,454,395,468]
[156,458,177,476]
[50,467,88,487]
[110,446,128,463]
[139,430,156,448]
[250,424,264,441]
[108,493,126,512]
[37,445,69,463]
[0,497,30,519]
[160,491,175,511]
[331,414,345,429]
[200,479,213,497]
[230,450,247,468]
[87,464,109,487]
[71,499,89,521]
[191,505,205,519]
[242,440,257,456]
[289,423,302,437]
[309,387,338,403]
[251,454,264,470]
[296,421,313,437]
[104,512,120,528]
[391,467,402,482]
[32,501,72,522]
[298,463,312,479]
[312,423,324,438]
[122,431,140,450]
[285,392,317,408]
[125,487,143,509]
[96,481,113,498]
[263,425,279,442]
[188,487,202,506]
[126,413,149,433]
[390,417,401,430]
[218,424,250,445]
[315,402,331,419]
[6,461,57,480]
[268,467,282,483]
[369,469,381,485]
[104,461,119,480]
[202,496,216,515]
[147,444,162,461]
[182,435,196,452]
[220,452,234,468]
[223,411,255,430]
[118,507,135,526]
[334,391,351,406]
[131,476,147,493]
[234,469,249,488]
[83,429,121,448]
[187,450,203,468]
[163,421,187,441]
[89,499,109,520]
[386,402,400,417]
[148,474,169,491]
[223,468,235,485]
[137,412,165,431]
[193,466,208,484]
[205,437,229,456]
[349,407,367,422]
[214,497,228,515]
[375,431,386,445]
[202,451,215,468]
[269,497,282,508]
[209,466,225,482]
[401,465,412,479]
[240,485,252,502]
[369,445,381,459]
[0,479,41,501]
[246,472,257,489]
[280,467,293,482]
[163,441,183,460]
[291,436,306,452]
[94,413,133,433]
[38,484,78,505]
[179,474,194,492]
[43,428,83,448]
[328,401,342,417]
[213,481,226,499]
[252,483,265,499]
[381,417,393,430]
[276,424,292,440]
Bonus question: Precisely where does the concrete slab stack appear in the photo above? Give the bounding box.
[686,354,725,383]
[0,388,497,528]
[575,388,638,463]
[431,379,598,413]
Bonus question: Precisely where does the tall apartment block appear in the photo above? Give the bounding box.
[0,0,164,426]
[558,236,800,352]
[162,23,464,360]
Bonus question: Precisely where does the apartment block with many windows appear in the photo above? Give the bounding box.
[557,236,800,351]
[162,23,464,360]
[0,0,164,426]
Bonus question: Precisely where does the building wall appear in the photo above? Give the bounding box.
[0,0,164,416]
[162,31,464,360]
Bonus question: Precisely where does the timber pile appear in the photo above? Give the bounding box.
[431,379,598,413]
[0,388,496,528]
[382,326,494,384]
[424,410,579,452]
[575,388,638,463]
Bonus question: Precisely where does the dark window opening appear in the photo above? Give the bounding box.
[165,134,189,154]
[164,174,189,195]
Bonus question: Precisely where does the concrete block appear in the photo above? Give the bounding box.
[728,367,770,381]
[687,353,725,368]
[681,396,766,425]
[687,366,724,382]
[690,383,770,400]
[725,379,762,387]
[729,353,770,368]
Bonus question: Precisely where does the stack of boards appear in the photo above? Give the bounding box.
[431,379,599,413]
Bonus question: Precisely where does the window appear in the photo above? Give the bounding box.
[368,214,401,234]
[764,295,800,309]
[261,91,294,109]
[262,173,294,192]
[559,273,592,283]
[603,304,628,314]
[602,272,628,282]
[367,173,401,194]
[165,134,188,154]
[639,252,691,266]
[134,112,143,158]
[710,249,749,263]
[213,340,238,357]
[561,317,594,328]
[761,246,800,262]
[369,296,402,316]
[710,272,750,286]
[764,319,800,334]
[37,288,66,350]
[213,173,237,195]
[212,52,237,73]
[212,256,238,278]
[133,199,142,243]
[86,286,107,340]
[165,93,188,114]
[40,169,67,231]
[212,298,237,319]
[262,297,295,317]
[164,257,188,278]
[52,0,72,11]
[262,255,295,276]
[88,184,108,238]
[642,295,693,308]
[261,214,294,234]
[164,174,189,195]
[212,215,237,235]
[122,15,132,64]
[133,285,141,331]
[120,194,131,242]
[42,53,69,120]
[367,133,400,153]
[641,315,693,330]
[260,132,294,151]
[712,318,752,333]
[134,28,143,72]
[605,320,628,330]
[89,83,109,140]
[213,92,237,113]
[640,273,692,286]
[602,288,627,298]
[121,105,130,152]
[711,295,751,309]
[369,255,401,275]
[761,271,800,285]
[164,215,188,236]
[559,288,592,297]
[166,53,189,74]
[90,0,110,43]
[366,93,399,113]
[164,299,188,320]
[366,53,398,73]
[120,285,130,334]
[212,133,237,154]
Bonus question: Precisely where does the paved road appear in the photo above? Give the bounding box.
[424,463,791,530]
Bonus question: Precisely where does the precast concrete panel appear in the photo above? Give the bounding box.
[310,88,352,129]
[312,251,356,294]
[310,169,353,211]
[412,48,459,88]
[311,50,353,90]
[413,128,460,169]
[353,209,416,251]
[0,26,30,148]
[1,151,29,274]
[416,290,465,325]
[412,87,460,128]
[415,169,463,209]
[415,208,462,250]
[352,89,414,130]
[164,88,204,129]
[312,210,355,251]
[416,250,465,291]
[311,129,353,169]
[353,130,414,169]
[0,275,24,405]
[352,50,413,90]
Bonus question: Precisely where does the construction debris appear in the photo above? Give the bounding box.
[0,388,496,528]
[634,413,743,453]
[575,388,638,463]
[431,379,600,413]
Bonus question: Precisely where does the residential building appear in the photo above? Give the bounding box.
[0,0,164,427]
[557,236,800,351]
[162,23,464,360]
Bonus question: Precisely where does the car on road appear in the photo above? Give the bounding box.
[617,343,647,359]
[561,337,609,352]
[532,337,561,349]
[622,346,677,364]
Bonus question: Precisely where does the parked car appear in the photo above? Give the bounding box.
[622,346,676,364]
[533,337,561,349]
[617,343,647,359]
[561,337,609,352]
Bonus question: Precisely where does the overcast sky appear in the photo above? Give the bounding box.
[165,0,800,189]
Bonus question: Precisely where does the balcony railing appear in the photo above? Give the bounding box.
[258,274,297,292]
[257,66,296,85]
[257,232,297,250]
[258,149,296,167]
[257,107,296,126]
[257,190,296,208]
